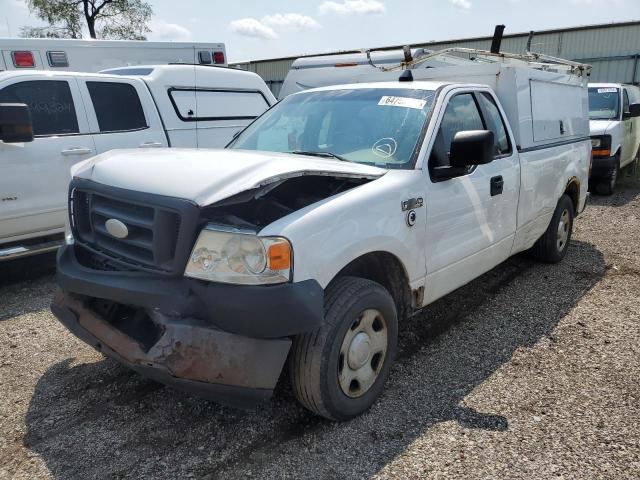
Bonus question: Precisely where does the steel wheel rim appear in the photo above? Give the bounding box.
[338,308,388,398]
[556,208,570,252]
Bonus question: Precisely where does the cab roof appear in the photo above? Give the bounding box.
[294,80,453,95]
[293,80,493,96]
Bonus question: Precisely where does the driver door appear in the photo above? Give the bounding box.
[0,76,95,242]
[621,88,636,167]
[423,89,520,304]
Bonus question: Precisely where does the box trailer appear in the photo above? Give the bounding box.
[0,38,227,73]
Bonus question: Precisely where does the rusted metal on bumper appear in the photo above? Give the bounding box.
[51,290,291,407]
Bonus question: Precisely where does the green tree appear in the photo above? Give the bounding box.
[21,0,153,40]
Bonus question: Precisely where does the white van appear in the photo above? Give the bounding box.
[0,65,275,260]
[588,83,640,195]
[0,38,227,72]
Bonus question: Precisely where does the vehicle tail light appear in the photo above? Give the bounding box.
[213,51,225,64]
[12,51,34,68]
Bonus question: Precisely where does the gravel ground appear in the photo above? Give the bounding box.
[1,174,639,480]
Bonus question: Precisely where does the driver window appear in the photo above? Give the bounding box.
[429,93,484,168]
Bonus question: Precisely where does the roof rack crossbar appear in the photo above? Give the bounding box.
[358,46,591,75]
[400,47,592,74]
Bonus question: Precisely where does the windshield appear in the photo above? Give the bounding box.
[228,88,436,169]
[588,87,620,121]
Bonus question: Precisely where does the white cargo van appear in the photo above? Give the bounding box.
[588,83,640,195]
[51,48,591,420]
[0,65,275,260]
[0,38,227,72]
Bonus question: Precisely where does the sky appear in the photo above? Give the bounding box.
[1,0,639,62]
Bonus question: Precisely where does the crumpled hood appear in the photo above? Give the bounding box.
[589,119,617,136]
[72,148,386,206]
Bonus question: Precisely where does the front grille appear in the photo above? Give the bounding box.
[69,180,200,275]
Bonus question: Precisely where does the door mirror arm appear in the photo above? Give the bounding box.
[0,103,34,143]
[431,165,469,180]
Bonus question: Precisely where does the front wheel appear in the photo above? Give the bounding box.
[528,194,574,263]
[595,154,620,195]
[290,276,398,421]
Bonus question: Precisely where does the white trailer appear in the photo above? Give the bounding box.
[0,38,227,72]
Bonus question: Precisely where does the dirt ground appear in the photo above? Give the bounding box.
[1,174,639,480]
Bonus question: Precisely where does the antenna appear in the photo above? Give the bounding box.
[490,25,506,54]
[526,31,535,54]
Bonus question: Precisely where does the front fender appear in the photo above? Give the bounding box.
[259,170,426,289]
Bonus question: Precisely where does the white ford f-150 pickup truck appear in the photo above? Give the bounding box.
[0,65,275,260]
[51,50,591,421]
[588,83,640,195]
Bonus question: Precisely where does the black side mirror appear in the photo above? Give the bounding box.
[626,102,640,118]
[449,130,495,168]
[431,130,495,180]
[0,103,34,143]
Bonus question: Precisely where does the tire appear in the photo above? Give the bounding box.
[630,150,639,177]
[528,194,574,263]
[290,276,398,421]
[595,154,620,196]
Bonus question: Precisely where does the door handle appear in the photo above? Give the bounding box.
[490,175,504,196]
[139,142,164,148]
[61,147,92,156]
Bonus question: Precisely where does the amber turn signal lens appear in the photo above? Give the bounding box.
[592,149,611,157]
[267,241,291,270]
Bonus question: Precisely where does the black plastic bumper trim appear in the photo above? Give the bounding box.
[56,244,324,339]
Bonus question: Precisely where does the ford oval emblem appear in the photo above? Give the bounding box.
[105,218,129,239]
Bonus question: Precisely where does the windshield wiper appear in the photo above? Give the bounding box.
[289,150,349,162]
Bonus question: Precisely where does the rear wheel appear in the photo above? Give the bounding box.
[528,194,574,263]
[290,276,398,421]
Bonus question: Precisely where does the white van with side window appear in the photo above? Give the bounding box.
[588,83,640,195]
[0,65,275,260]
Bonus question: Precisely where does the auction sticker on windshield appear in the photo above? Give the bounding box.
[597,88,618,93]
[378,96,427,110]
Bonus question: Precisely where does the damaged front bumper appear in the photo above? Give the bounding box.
[51,244,324,407]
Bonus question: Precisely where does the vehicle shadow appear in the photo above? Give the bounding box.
[0,251,57,319]
[588,167,640,208]
[21,240,605,479]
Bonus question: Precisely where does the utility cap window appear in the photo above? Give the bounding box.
[47,51,69,67]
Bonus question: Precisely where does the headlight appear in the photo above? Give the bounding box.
[590,135,612,157]
[184,226,292,285]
